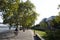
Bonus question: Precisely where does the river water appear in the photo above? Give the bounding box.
[0,24,15,32]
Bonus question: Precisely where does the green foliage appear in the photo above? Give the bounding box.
[42,16,60,40]
[50,16,60,28]
[0,0,7,11]
[44,30,60,40]
[2,0,20,29]
[40,22,48,27]
[2,0,38,28]
[18,0,38,27]
[55,16,60,24]
[3,0,20,25]
[40,21,48,28]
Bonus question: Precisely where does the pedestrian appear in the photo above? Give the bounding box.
[14,28,18,36]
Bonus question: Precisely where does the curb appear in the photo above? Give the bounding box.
[36,33,45,40]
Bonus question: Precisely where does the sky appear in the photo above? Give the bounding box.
[0,0,60,24]
[30,0,60,25]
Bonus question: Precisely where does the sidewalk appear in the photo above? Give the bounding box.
[0,30,34,40]
[0,30,43,40]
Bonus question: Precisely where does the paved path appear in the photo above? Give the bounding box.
[11,30,34,40]
[0,30,34,40]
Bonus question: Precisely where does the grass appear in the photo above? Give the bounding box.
[34,30,46,37]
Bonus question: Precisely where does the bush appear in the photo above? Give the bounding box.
[44,29,60,40]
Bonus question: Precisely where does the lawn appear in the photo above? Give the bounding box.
[34,30,46,37]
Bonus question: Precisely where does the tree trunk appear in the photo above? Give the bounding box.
[16,25,18,31]
[23,27,25,32]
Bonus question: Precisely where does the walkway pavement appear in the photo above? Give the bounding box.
[11,30,34,40]
[0,30,35,40]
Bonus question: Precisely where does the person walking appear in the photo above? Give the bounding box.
[14,27,18,36]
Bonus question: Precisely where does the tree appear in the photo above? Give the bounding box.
[18,0,38,30]
[3,0,20,29]
[3,0,38,30]
[0,0,7,11]
[54,16,60,28]
[40,18,48,29]
[44,14,60,40]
